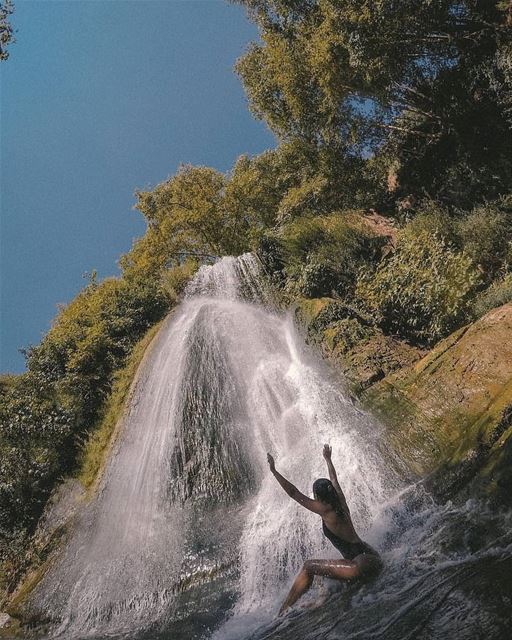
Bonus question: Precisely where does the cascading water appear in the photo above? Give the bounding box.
[29,254,512,640]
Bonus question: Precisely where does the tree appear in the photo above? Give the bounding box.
[234,0,512,205]
[0,0,14,61]
[133,165,250,262]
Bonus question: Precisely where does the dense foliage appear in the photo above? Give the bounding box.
[356,230,481,344]
[279,213,384,298]
[472,273,512,319]
[0,277,169,579]
[234,0,512,208]
[231,0,512,344]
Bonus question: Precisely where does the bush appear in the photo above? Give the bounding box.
[471,274,512,319]
[0,275,171,554]
[280,216,330,263]
[27,278,168,422]
[161,259,199,304]
[356,230,481,345]
[297,260,339,298]
[0,375,73,539]
[402,203,457,243]
[255,232,286,279]
[456,202,512,283]
[281,213,383,298]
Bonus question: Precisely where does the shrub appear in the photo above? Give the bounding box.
[298,260,339,298]
[281,213,383,298]
[280,216,330,264]
[356,230,481,345]
[402,203,457,244]
[456,203,512,283]
[161,259,199,304]
[471,274,512,319]
[27,278,168,422]
[1,275,171,552]
[0,375,73,538]
[255,232,286,279]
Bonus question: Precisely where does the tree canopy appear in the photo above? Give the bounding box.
[234,0,512,205]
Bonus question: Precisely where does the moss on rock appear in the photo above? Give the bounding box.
[295,297,512,499]
[361,303,512,497]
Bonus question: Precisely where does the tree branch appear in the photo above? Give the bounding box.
[374,122,441,139]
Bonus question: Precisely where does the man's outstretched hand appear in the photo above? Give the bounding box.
[267,453,276,472]
[323,444,332,460]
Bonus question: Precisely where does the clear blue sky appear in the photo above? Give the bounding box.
[1,0,274,373]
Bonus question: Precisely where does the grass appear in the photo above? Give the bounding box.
[5,523,68,621]
[77,319,165,491]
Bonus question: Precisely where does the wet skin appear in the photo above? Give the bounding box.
[267,445,383,615]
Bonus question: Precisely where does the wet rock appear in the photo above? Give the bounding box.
[2,479,85,623]
[35,478,85,539]
[361,302,512,497]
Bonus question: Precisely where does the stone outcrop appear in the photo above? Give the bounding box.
[295,298,512,501]
[0,613,12,629]
[361,303,512,499]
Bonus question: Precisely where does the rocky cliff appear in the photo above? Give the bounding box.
[363,303,512,501]
[296,299,512,502]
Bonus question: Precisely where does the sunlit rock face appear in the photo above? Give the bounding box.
[362,303,512,496]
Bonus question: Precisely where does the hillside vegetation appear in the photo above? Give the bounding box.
[1,0,512,599]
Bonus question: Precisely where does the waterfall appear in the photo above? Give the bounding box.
[29,254,512,640]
